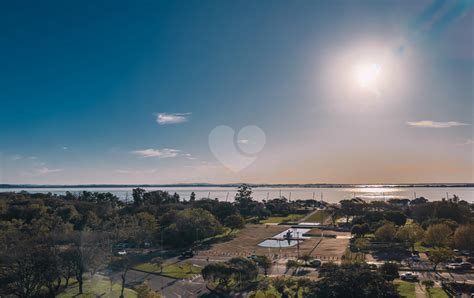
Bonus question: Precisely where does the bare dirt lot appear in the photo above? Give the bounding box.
[198,225,350,261]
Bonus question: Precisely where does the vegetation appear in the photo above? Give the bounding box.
[394,280,415,298]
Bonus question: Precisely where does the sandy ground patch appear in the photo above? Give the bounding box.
[197,224,350,261]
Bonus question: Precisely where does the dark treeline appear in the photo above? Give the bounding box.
[0,184,319,297]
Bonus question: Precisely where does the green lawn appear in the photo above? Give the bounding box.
[134,261,201,279]
[302,210,333,223]
[426,287,448,298]
[394,280,416,298]
[414,242,430,253]
[58,275,137,298]
[261,214,305,224]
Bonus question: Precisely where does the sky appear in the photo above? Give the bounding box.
[0,0,473,185]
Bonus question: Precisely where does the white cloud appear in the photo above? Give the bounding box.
[238,139,250,144]
[62,146,68,150]
[406,120,470,128]
[11,155,22,160]
[132,148,181,158]
[456,139,474,146]
[35,167,63,176]
[116,169,157,174]
[156,112,191,125]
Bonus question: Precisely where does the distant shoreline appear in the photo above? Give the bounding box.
[1,183,473,189]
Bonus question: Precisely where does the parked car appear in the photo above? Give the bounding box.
[400,272,419,281]
[445,263,462,271]
[180,250,194,259]
[460,262,472,270]
[367,263,378,270]
[411,255,421,262]
[309,259,322,268]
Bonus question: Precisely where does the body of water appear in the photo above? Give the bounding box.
[2,186,473,203]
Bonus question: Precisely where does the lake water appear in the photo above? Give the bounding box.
[2,186,473,203]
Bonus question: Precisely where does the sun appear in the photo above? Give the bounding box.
[355,63,381,89]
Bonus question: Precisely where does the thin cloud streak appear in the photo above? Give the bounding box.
[156,112,191,125]
[132,148,181,158]
[35,167,63,176]
[406,120,470,128]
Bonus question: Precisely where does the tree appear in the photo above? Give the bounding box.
[163,208,223,247]
[70,232,110,294]
[340,198,365,224]
[316,263,400,298]
[224,214,245,234]
[396,223,425,252]
[132,188,146,206]
[254,255,272,275]
[286,260,300,275]
[453,224,474,251]
[378,262,399,281]
[425,224,452,247]
[384,211,407,226]
[351,223,370,237]
[422,280,435,297]
[429,247,454,271]
[300,254,312,266]
[375,222,397,242]
[135,281,163,298]
[202,262,234,290]
[190,192,196,202]
[202,257,258,291]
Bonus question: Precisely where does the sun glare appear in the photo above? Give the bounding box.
[355,63,381,89]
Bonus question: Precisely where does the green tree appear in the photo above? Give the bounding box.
[378,262,399,281]
[135,281,163,298]
[396,223,425,252]
[255,255,272,275]
[163,208,223,247]
[453,224,474,251]
[425,223,452,247]
[286,260,300,275]
[375,222,397,242]
[300,254,312,266]
[132,188,146,206]
[224,214,245,234]
[429,247,455,271]
[422,280,435,298]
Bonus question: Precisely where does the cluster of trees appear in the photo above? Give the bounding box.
[203,259,402,297]
[0,184,311,296]
[344,195,473,271]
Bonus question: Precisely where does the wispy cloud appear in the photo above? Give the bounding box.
[156,112,191,125]
[11,154,22,160]
[62,146,68,150]
[238,139,250,144]
[116,169,157,174]
[406,120,470,128]
[132,148,181,158]
[34,167,63,176]
[456,139,474,146]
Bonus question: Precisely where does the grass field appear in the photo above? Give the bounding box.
[58,275,137,298]
[426,287,448,298]
[302,210,333,223]
[261,214,305,223]
[394,280,416,298]
[134,261,201,279]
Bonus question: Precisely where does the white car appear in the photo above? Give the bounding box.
[445,263,462,270]
[400,272,419,281]
[117,250,127,256]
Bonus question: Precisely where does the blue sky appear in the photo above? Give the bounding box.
[0,0,472,184]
